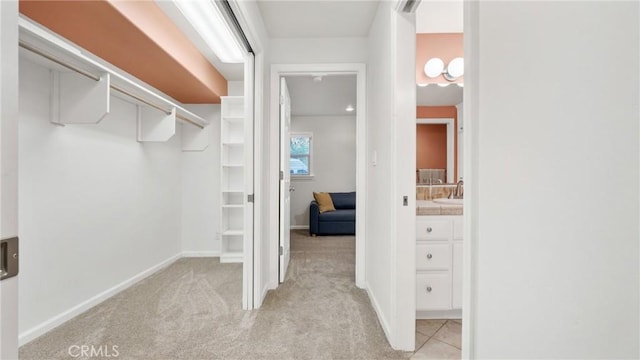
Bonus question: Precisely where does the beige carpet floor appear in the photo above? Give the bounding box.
[20,230,411,360]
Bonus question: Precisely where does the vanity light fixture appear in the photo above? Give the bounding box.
[423,57,465,82]
[173,0,244,63]
[345,105,355,112]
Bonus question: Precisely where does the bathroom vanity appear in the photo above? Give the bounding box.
[416,200,463,319]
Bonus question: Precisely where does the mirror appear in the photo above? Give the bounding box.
[416,83,463,184]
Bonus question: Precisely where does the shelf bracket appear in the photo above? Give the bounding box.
[136,105,176,142]
[51,70,110,125]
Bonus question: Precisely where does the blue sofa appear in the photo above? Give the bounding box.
[309,192,356,236]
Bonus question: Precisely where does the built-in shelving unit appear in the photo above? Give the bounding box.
[220,96,245,263]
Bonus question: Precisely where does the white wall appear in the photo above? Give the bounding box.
[290,116,356,227]
[181,105,221,256]
[227,81,244,96]
[18,59,184,342]
[269,37,367,64]
[365,2,416,351]
[365,0,394,345]
[468,2,639,358]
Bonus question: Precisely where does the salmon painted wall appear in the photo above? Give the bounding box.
[417,124,447,169]
[416,33,463,85]
[417,106,457,181]
[20,0,227,103]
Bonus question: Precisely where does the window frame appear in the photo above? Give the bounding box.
[289,131,314,178]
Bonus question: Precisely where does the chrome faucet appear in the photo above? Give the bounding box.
[449,179,464,199]
[455,180,464,198]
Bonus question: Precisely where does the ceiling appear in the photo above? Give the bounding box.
[417,84,463,106]
[416,0,463,34]
[257,0,380,38]
[285,75,357,116]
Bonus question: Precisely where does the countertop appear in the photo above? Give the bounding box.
[416,200,463,216]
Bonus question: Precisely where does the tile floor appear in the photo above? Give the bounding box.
[411,319,461,359]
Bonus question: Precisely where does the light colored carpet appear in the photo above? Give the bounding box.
[20,230,411,359]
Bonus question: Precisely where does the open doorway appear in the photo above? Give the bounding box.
[413,0,464,358]
[268,64,366,291]
[278,74,358,283]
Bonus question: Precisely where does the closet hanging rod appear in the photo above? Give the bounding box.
[20,41,100,81]
[19,41,205,129]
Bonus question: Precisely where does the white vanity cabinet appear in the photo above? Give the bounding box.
[416,215,463,318]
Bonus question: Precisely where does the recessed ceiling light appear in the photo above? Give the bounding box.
[345,105,355,112]
[417,83,428,87]
[437,83,450,87]
[457,83,464,87]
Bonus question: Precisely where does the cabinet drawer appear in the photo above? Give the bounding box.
[416,219,452,241]
[416,273,451,311]
[416,244,450,270]
[453,217,463,240]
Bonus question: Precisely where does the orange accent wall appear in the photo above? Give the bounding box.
[20,0,227,104]
[417,124,447,169]
[416,33,463,85]
[417,106,458,181]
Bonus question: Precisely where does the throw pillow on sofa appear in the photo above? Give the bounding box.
[313,192,336,213]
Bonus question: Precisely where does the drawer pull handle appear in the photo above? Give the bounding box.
[426,286,432,293]
[426,227,433,233]
[426,253,433,259]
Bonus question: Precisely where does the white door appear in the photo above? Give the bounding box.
[278,77,291,283]
[0,1,20,358]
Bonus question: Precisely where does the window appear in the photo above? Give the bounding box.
[290,132,312,176]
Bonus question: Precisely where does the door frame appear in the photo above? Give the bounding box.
[268,63,367,291]
[0,0,20,358]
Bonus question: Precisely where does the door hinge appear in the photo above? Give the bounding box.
[247,194,254,203]
[280,170,284,180]
[279,246,283,256]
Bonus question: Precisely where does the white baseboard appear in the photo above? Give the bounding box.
[416,309,462,320]
[182,251,221,258]
[289,225,309,230]
[19,253,181,346]
[365,282,392,347]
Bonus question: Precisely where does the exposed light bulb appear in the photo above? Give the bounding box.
[345,105,355,112]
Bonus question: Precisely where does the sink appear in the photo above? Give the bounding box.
[433,198,463,205]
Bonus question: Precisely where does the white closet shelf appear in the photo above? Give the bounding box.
[222,230,244,236]
[222,204,243,208]
[222,142,244,146]
[18,17,209,129]
[222,164,244,168]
